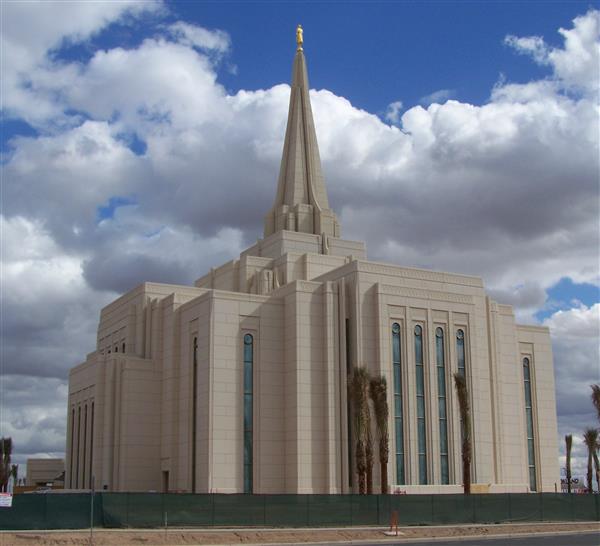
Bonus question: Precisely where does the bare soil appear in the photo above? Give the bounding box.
[1,522,598,545]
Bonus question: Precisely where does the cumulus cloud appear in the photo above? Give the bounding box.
[505,9,600,94]
[1,0,162,127]
[1,3,598,477]
[544,304,600,482]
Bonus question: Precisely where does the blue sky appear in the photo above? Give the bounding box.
[1,1,598,482]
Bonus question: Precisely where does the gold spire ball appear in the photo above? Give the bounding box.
[296,24,303,50]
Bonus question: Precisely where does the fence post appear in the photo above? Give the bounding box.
[508,493,512,522]
[540,492,544,522]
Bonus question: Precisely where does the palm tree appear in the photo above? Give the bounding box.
[349,367,370,494]
[453,373,471,494]
[595,446,600,494]
[565,434,573,494]
[369,375,390,494]
[583,428,598,493]
[365,396,374,495]
[591,384,600,423]
[0,438,12,492]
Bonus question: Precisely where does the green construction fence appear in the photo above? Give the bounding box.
[0,493,598,530]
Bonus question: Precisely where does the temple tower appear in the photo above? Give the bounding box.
[264,25,341,239]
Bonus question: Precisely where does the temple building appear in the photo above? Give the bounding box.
[66,29,559,494]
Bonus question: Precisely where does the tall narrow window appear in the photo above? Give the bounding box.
[436,328,449,484]
[191,336,198,493]
[392,323,405,484]
[70,408,75,487]
[346,319,352,487]
[82,404,88,488]
[76,406,81,488]
[89,402,94,488]
[414,325,427,484]
[523,357,537,491]
[243,334,253,493]
[456,330,465,377]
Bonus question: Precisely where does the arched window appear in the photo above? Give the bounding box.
[82,404,88,488]
[191,336,198,493]
[414,324,427,484]
[392,323,405,484]
[89,402,94,489]
[70,408,75,487]
[456,330,465,377]
[436,327,449,484]
[243,334,254,493]
[523,357,537,491]
[76,406,81,488]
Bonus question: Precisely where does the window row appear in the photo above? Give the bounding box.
[68,400,94,489]
[392,323,467,486]
[189,333,254,494]
[99,341,126,355]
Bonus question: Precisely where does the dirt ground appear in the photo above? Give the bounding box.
[1,522,599,546]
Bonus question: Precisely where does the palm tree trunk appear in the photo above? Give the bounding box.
[583,428,597,494]
[593,449,600,493]
[350,367,370,494]
[380,449,389,494]
[356,440,366,494]
[366,437,374,494]
[587,450,593,493]
[565,435,573,494]
[370,375,389,494]
[365,400,374,494]
[454,373,471,495]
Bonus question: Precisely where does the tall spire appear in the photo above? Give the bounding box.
[264,26,340,239]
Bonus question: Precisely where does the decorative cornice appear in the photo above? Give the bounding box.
[380,284,475,305]
[360,261,483,287]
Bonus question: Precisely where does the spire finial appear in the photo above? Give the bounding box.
[296,24,303,50]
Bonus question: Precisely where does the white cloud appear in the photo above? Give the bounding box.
[419,88,455,106]
[544,303,600,339]
[384,100,403,124]
[505,9,600,95]
[169,21,231,55]
[1,0,162,126]
[545,303,600,485]
[505,35,549,64]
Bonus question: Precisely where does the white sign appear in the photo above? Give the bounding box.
[0,493,13,508]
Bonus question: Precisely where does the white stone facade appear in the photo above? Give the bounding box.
[66,43,559,494]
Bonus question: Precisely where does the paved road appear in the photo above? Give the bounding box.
[353,531,600,546]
